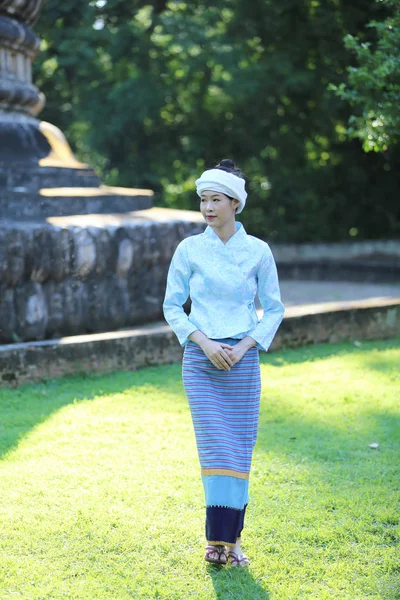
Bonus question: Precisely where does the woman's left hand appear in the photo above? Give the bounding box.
[225,344,248,366]
[226,336,256,366]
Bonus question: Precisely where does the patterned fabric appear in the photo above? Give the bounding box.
[163,222,285,351]
[183,339,261,546]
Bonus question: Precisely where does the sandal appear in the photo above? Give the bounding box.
[228,551,250,567]
[204,544,228,565]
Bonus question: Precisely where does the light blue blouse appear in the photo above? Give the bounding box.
[163,222,285,352]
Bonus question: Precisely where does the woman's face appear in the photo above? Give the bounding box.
[200,190,239,228]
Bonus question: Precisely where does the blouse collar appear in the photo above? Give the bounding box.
[204,221,247,246]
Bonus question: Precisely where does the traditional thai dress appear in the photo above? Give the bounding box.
[163,222,284,547]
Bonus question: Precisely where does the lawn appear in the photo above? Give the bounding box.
[0,338,399,600]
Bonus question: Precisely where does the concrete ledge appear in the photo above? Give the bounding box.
[1,299,399,387]
[270,239,400,261]
[0,324,183,386]
[277,260,400,284]
[271,298,400,350]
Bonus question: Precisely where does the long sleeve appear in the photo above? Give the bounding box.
[248,246,285,352]
[163,241,199,346]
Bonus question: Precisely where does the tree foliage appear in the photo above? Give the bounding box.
[34,0,400,242]
[332,0,400,152]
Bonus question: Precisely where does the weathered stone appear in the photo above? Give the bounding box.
[29,228,54,283]
[72,228,97,279]
[0,228,25,285]
[107,277,131,329]
[0,209,205,343]
[126,226,147,272]
[0,286,16,341]
[61,279,89,335]
[14,281,48,340]
[49,227,73,282]
[117,239,134,277]
[91,227,115,277]
[44,280,65,338]
[87,279,112,332]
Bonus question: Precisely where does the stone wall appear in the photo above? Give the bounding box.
[1,299,398,386]
[270,239,400,262]
[276,259,400,283]
[270,239,400,283]
[271,299,400,350]
[0,324,182,386]
[0,208,205,343]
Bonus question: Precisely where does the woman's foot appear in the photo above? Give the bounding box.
[227,550,250,567]
[204,544,227,565]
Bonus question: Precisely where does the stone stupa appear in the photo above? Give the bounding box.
[0,0,153,219]
[0,0,204,344]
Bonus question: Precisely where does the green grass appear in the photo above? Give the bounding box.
[0,338,399,600]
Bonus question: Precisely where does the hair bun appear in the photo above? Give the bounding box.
[215,158,243,179]
[219,159,235,170]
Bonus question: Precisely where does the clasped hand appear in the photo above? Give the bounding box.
[201,340,246,371]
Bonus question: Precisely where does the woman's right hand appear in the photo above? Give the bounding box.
[200,340,234,371]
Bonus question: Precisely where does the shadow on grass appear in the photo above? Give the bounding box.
[0,363,183,459]
[361,353,400,375]
[207,563,270,600]
[256,338,400,469]
[0,338,398,465]
[256,403,400,469]
[1,340,399,597]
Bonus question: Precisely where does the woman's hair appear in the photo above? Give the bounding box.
[214,159,244,179]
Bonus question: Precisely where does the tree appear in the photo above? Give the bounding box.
[332,0,400,152]
[34,0,400,242]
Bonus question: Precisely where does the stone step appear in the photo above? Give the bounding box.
[0,185,154,219]
[0,162,101,191]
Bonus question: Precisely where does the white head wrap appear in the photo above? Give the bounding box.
[195,168,247,214]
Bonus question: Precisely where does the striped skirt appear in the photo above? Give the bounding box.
[182,339,261,547]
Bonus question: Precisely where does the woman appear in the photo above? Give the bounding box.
[163,159,284,567]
